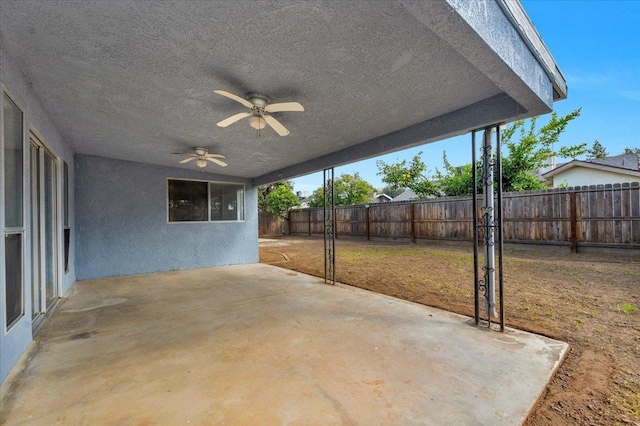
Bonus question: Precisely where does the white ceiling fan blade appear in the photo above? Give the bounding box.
[216,112,252,127]
[214,90,254,108]
[264,115,290,136]
[265,102,304,113]
[205,153,226,159]
[207,158,228,167]
[179,156,197,163]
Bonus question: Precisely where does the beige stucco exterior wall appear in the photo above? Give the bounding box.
[552,167,640,188]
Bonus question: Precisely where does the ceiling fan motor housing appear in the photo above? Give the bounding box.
[245,92,271,108]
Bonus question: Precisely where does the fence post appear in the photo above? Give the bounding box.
[366,206,370,240]
[570,190,578,253]
[411,203,416,243]
[308,210,311,236]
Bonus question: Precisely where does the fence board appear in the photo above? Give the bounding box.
[258,211,284,237]
[614,184,622,244]
[631,183,640,245]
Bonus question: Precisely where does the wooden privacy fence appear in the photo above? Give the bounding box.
[258,211,284,237]
[285,182,640,249]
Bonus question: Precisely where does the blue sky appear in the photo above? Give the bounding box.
[292,0,640,195]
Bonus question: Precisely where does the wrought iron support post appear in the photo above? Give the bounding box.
[323,167,336,285]
[496,127,505,332]
[472,130,479,326]
[473,125,505,331]
[482,128,497,326]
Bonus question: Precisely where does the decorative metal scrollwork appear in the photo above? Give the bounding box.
[323,168,336,285]
[472,126,505,332]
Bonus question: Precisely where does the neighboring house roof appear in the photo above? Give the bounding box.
[587,153,639,171]
[374,193,393,201]
[542,159,640,184]
[536,153,639,178]
[543,158,640,179]
[298,196,314,208]
[392,189,418,202]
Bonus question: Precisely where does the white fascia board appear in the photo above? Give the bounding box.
[495,0,567,100]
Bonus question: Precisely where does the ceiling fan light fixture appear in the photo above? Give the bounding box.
[196,159,208,168]
[214,90,303,136]
[249,115,267,130]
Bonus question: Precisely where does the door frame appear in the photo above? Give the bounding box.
[29,128,63,332]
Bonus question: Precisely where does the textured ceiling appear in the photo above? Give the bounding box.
[0,1,555,182]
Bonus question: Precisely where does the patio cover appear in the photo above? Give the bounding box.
[0,0,566,183]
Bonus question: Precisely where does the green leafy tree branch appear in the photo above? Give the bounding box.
[376,152,439,199]
[258,181,299,216]
[309,173,375,207]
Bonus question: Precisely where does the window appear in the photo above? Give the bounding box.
[63,162,69,227]
[168,179,245,222]
[168,180,208,222]
[210,182,245,221]
[63,161,70,273]
[3,90,25,329]
[3,94,23,228]
[5,235,22,326]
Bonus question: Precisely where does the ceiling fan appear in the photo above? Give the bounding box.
[173,147,227,168]
[214,90,304,136]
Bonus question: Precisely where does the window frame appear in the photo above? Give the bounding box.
[166,178,246,223]
[2,86,26,332]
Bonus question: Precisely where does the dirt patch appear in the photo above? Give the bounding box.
[258,238,306,248]
[260,237,640,425]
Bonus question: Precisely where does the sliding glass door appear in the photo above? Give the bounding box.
[30,135,59,328]
[30,143,41,321]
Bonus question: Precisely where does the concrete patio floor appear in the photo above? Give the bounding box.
[0,264,567,425]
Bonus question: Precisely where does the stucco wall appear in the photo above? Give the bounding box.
[552,167,640,188]
[74,155,258,280]
[1,41,76,384]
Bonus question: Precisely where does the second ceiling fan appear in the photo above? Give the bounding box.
[214,90,304,136]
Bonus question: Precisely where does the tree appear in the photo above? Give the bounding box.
[500,109,586,192]
[587,140,608,160]
[336,173,375,205]
[434,152,480,196]
[376,153,439,199]
[308,173,375,207]
[258,181,294,212]
[265,184,300,217]
[433,109,586,195]
[307,186,325,208]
